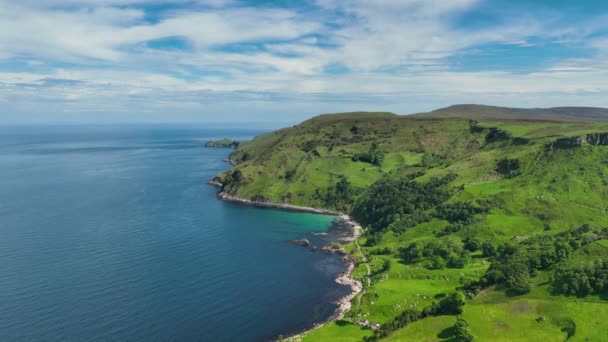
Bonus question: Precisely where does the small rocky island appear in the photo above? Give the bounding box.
[205,139,241,148]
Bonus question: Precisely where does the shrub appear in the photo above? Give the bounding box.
[495,158,521,177]
[352,143,384,166]
[438,292,467,315]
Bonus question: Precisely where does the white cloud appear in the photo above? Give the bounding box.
[1,0,608,122]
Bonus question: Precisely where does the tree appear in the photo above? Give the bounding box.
[222,169,244,192]
[453,317,475,342]
[322,175,354,210]
[402,242,424,263]
[481,241,495,257]
[463,236,481,252]
[438,291,467,315]
[427,255,447,270]
[504,260,532,295]
[560,318,576,339]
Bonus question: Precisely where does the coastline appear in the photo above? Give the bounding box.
[283,214,363,341]
[216,191,340,216]
[207,180,364,340]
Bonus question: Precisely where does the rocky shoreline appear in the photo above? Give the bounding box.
[207,179,363,341]
[207,179,339,215]
[282,216,362,342]
[217,192,340,215]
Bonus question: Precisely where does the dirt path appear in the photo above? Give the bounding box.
[353,238,371,311]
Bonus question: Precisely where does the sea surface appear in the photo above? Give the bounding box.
[0,124,350,341]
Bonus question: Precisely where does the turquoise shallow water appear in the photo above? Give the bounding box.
[0,125,350,341]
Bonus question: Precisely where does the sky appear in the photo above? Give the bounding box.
[2,0,608,123]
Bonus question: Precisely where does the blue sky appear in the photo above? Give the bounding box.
[1,0,608,123]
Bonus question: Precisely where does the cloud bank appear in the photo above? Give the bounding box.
[1,0,608,122]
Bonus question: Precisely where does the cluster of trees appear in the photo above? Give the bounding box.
[221,169,244,193]
[363,292,467,341]
[352,143,385,166]
[436,223,467,237]
[462,225,607,297]
[434,202,489,236]
[485,127,511,143]
[364,232,383,247]
[300,140,317,153]
[316,176,355,211]
[369,247,393,255]
[353,172,490,238]
[495,158,521,178]
[388,211,433,234]
[371,259,392,278]
[401,240,471,269]
[435,202,489,224]
[552,260,608,296]
[352,174,455,232]
[419,153,444,168]
[463,236,482,252]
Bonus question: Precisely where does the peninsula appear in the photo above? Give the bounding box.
[205,139,241,149]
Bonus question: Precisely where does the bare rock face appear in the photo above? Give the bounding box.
[586,133,608,145]
[553,136,586,147]
[551,133,608,148]
[320,245,347,255]
[207,177,223,187]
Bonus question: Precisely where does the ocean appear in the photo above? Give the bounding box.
[0,124,350,341]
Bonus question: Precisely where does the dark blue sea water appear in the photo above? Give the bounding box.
[0,125,349,341]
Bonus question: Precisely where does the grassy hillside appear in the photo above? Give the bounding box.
[213,106,608,341]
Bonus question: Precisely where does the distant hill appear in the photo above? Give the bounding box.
[300,111,399,126]
[410,104,608,122]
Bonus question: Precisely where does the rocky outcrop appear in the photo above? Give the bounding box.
[288,239,310,247]
[320,245,348,256]
[586,133,608,145]
[207,177,223,187]
[553,136,586,147]
[551,133,608,148]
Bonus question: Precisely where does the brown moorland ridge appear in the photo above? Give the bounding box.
[409,104,608,122]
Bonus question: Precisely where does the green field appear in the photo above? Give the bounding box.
[216,106,608,341]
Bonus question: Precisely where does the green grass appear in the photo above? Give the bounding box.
[462,299,565,341]
[463,287,608,342]
[383,315,455,341]
[300,321,373,342]
[218,110,608,341]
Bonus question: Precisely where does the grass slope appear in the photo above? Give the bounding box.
[215,106,608,341]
